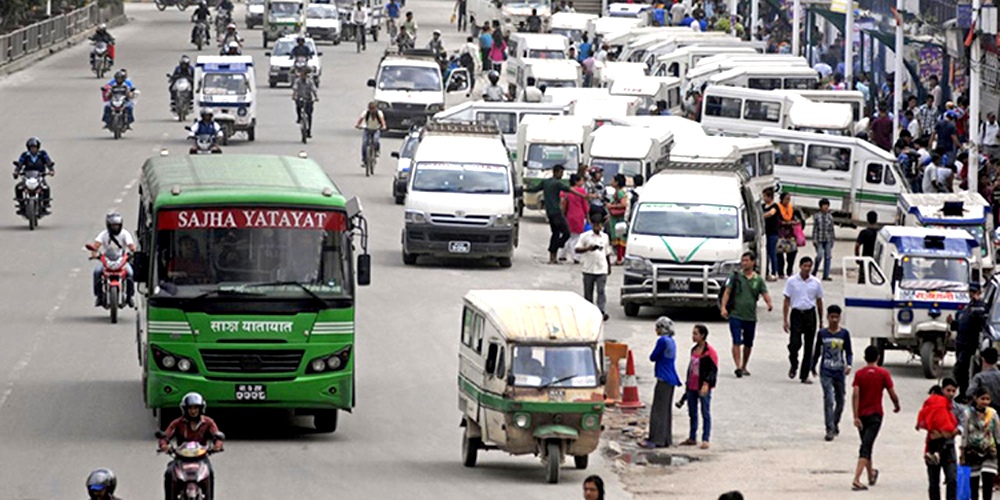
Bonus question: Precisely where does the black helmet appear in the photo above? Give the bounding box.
[105,211,123,236]
[113,70,125,82]
[296,35,306,44]
[180,55,191,66]
[86,469,117,499]
[26,137,40,149]
[180,392,206,420]
[488,70,499,84]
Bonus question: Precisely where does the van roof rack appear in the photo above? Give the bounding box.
[423,120,501,137]
[382,47,437,61]
[655,158,752,182]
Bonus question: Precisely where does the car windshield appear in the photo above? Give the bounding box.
[400,137,419,158]
[899,256,969,290]
[308,4,338,17]
[201,73,249,95]
[526,144,579,170]
[273,39,314,56]
[511,345,598,388]
[528,49,566,59]
[589,158,641,183]
[632,202,740,238]
[378,66,442,92]
[153,208,350,299]
[270,2,300,15]
[411,162,509,194]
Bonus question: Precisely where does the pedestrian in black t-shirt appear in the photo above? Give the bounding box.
[855,211,878,257]
[762,188,779,281]
[525,164,589,264]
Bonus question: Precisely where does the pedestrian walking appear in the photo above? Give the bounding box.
[762,188,779,281]
[855,211,878,257]
[525,164,587,264]
[952,283,988,395]
[561,173,589,263]
[719,251,773,378]
[607,173,629,264]
[642,317,682,449]
[784,256,824,384]
[453,0,467,31]
[582,475,604,500]
[776,192,801,278]
[576,215,612,321]
[680,324,718,449]
[812,198,835,281]
[958,386,1000,500]
[488,34,507,73]
[968,348,1000,411]
[982,113,1000,160]
[851,345,901,491]
[478,23,492,68]
[917,379,959,500]
[811,304,853,441]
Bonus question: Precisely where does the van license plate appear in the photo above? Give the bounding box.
[669,278,690,292]
[449,241,471,253]
[235,384,267,401]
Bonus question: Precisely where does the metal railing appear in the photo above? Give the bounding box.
[1,2,125,67]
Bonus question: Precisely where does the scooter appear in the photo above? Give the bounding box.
[13,169,50,231]
[92,250,130,323]
[156,433,225,500]
[155,0,194,10]
[169,76,194,121]
[91,41,112,78]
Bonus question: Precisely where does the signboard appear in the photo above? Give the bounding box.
[157,209,347,230]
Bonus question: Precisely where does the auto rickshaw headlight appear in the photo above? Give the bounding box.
[513,412,531,429]
[237,106,248,117]
[582,413,600,430]
[898,308,914,324]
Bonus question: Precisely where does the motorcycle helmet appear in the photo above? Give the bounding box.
[26,137,41,150]
[105,211,123,236]
[200,108,214,119]
[226,41,241,54]
[180,392,207,421]
[487,70,499,84]
[113,70,125,83]
[97,23,107,32]
[227,23,237,31]
[296,35,306,44]
[86,469,117,500]
[180,55,191,66]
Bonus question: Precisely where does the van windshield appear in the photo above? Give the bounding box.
[202,73,249,96]
[551,28,583,42]
[528,50,566,59]
[538,79,577,88]
[527,144,579,170]
[590,158,641,182]
[270,2,300,15]
[378,65,442,92]
[512,345,598,388]
[411,163,510,194]
[935,225,988,257]
[899,256,969,291]
[633,202,740,238]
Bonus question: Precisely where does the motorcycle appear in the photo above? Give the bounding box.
[156,433,225,500]
[216,10,233,40]
[93,250,130,323]
[155,0,193,10]
[169,75,194,121]
[193,20,210,51]
[13,169,49,231]
[105,86,133,139]
[91,41,112,78]
[186,127,223,154]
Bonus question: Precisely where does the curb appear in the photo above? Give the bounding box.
[0,15,128,78]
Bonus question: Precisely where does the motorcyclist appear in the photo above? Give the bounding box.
[481,70,507,101]
[169,56,195,112]
[217,0,234,17]
[222,40,241,55]
[102,70,135,128]
[191,1,212,42]
[219,23,242,50]
[89,24,116,66]
[188,108,224,153]
[86,469,124,500]
[85,211,136,307]
[354,101,386,168]
[290,35,314,58]
[159,392,224,500]
[292,66,319,137]
[427,29,444,56]
[12,137,55,214]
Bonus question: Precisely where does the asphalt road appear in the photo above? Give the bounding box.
[0,3,628,499]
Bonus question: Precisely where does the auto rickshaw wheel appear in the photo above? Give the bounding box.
[921,340,942,379]
[462,428,480,467]
[544,441,561,483]
[573,455,588,469]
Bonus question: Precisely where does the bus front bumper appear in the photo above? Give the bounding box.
[147,370,353,410]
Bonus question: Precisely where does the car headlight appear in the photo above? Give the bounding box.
[624,255,652,274]
[427,103,443,113]
[306,346,352,374]
[493,213,516,228]
[376,100,390,110]
[405,210,428,224]
[718,261,740,277]
[151,346,198,374]
[513,412,531,429]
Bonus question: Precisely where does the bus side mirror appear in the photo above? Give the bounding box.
[507,374,515,385]
[357,254,371,286]
[133,251,149,283]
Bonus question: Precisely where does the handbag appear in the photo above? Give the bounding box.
[793,223,806,247]
[450,13,456,23]
[777,238,796,254]
[958,464,972,500]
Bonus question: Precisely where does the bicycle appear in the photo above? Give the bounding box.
[359,128,378,177]
[386,17,398,39]
[297,98,313,144]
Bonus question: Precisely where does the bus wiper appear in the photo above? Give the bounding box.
[181,287,266,303]
[238,281,328,306]
[540,374,577,389]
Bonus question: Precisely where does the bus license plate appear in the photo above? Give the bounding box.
[669,278,690,292]
[449,241,471,254]
[235,384,267,401]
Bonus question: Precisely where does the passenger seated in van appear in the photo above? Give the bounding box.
[514,348,545,378]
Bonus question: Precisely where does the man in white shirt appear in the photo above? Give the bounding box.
[576,216,612,321]
[352,1,369,50]
[783,256,824,384]
[594,44,609,62]
[85,211,136,307]
[922,154,943,193]
[983,112,1000,160]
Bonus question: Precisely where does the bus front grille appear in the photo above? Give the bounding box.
[200,349,305,373]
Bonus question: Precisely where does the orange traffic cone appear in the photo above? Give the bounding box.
[619,350,644,411]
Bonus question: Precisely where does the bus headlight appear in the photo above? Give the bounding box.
[310,359,327,372]
[513,412,531,429]
[177,358,193,372]
[307,346,352,374]
[405,210,428,224]
[162,355,176,369]
[152,346,198,374]
[624,255,652,275]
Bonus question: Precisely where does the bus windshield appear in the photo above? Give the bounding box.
[153,208,351,299]
[512,345,598,388]
[899,256,969,291]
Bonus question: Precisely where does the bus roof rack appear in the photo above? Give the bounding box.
[422,120,502,137]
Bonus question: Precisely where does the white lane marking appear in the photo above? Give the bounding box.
[113,198,123,204]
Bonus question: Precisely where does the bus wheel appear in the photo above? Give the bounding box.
[462,427,480,467]
[314,410,338,433]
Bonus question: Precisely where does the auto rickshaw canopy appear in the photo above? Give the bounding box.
[463,290,603,344]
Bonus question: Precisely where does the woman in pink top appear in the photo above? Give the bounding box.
[488,34,507,72]
[561,173,588,263]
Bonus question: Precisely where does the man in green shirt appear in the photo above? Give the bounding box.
[720,252,773,378]
[526,164,589,264]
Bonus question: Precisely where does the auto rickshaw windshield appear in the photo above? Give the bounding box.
[511,345,598,388]
[899,256,969,291]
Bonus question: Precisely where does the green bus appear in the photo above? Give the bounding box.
[133,154,370,432]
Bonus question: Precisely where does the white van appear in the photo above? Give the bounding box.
[619,168,765,314]
[585,17,644,49]
[610,76,682,115]
[543,87,610,104]
[684,55,807,92]
[368,50,470,130]
[592,61,647,89]
[550,12,597,42]
[760,127,906,225]
[584,124,673,182]
[516,115,593,210]
[899,193,996,275]
[195,55,257,142]
[570,96,640,124]
[780,89,869,133]
[469,0,552,34]
[707,66,819,91]
[651,45,759,78]
[434,101,568,159]
[619,31,732,64]
[700,86,853,136]
[510,59,582,98]
[506,33,570,86]
[402,121,519,267]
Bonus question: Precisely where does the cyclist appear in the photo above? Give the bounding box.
[354,101,386,169]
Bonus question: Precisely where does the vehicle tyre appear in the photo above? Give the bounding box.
[314,410,339,433]
[333,35,341,45]
[26,199,37,231]
[197,36,204,51]
[497,257,513,268]
[156,1,167,11]
[623,303,640,317]
[372,27,378,42]
[177,2,188,10]
[263,33,268,48]
[301,124,308,144]
[402,250,417,265]
[462,427,480,467]
[109,287,119,324]
[269,79,277,88]
[574,455,588,470]
[921,340,941,379]
[157,408,179,431]
[136,316,143,366]
[544,441,560,484]
[247,126,255,142]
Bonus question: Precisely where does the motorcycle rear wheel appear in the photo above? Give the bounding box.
[109,287,119,324]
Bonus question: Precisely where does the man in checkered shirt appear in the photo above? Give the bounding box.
[812,198,835,281]
[917,95,938,140]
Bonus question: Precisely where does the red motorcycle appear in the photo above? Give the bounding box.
[155,434,224,500]
[93,251,130,324]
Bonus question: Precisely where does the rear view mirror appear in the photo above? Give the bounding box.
[357,254,371,286]
[743,227,757,243]
[507,374,516,385]
[264,52,271,56]
[367,78,376,87]
[391,152,400,159]
[133,251,149,283]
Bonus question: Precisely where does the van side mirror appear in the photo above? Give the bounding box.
[357,254,371,286]
[367,78,376,87]
[507,374,516,385]
[599,373,608,385]
[133,251,149,283]
[318,52,324,56]
[514,185,524,197]
[892,263,902,287]
[391,152,400,159]
[973,268,982,285]
[743,227,757,243]
[264,52,271,56]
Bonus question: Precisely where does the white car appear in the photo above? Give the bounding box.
[391,128,421,205]
[266,35,322,87]
[306,3,341,44]
[245,0,265,28]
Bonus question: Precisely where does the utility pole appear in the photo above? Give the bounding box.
[845,0,854,89]
[730,0,738,37]
[892,0,904,145]
[751,0,758,39]
[970,0,982,194]
[792,0,801,56]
